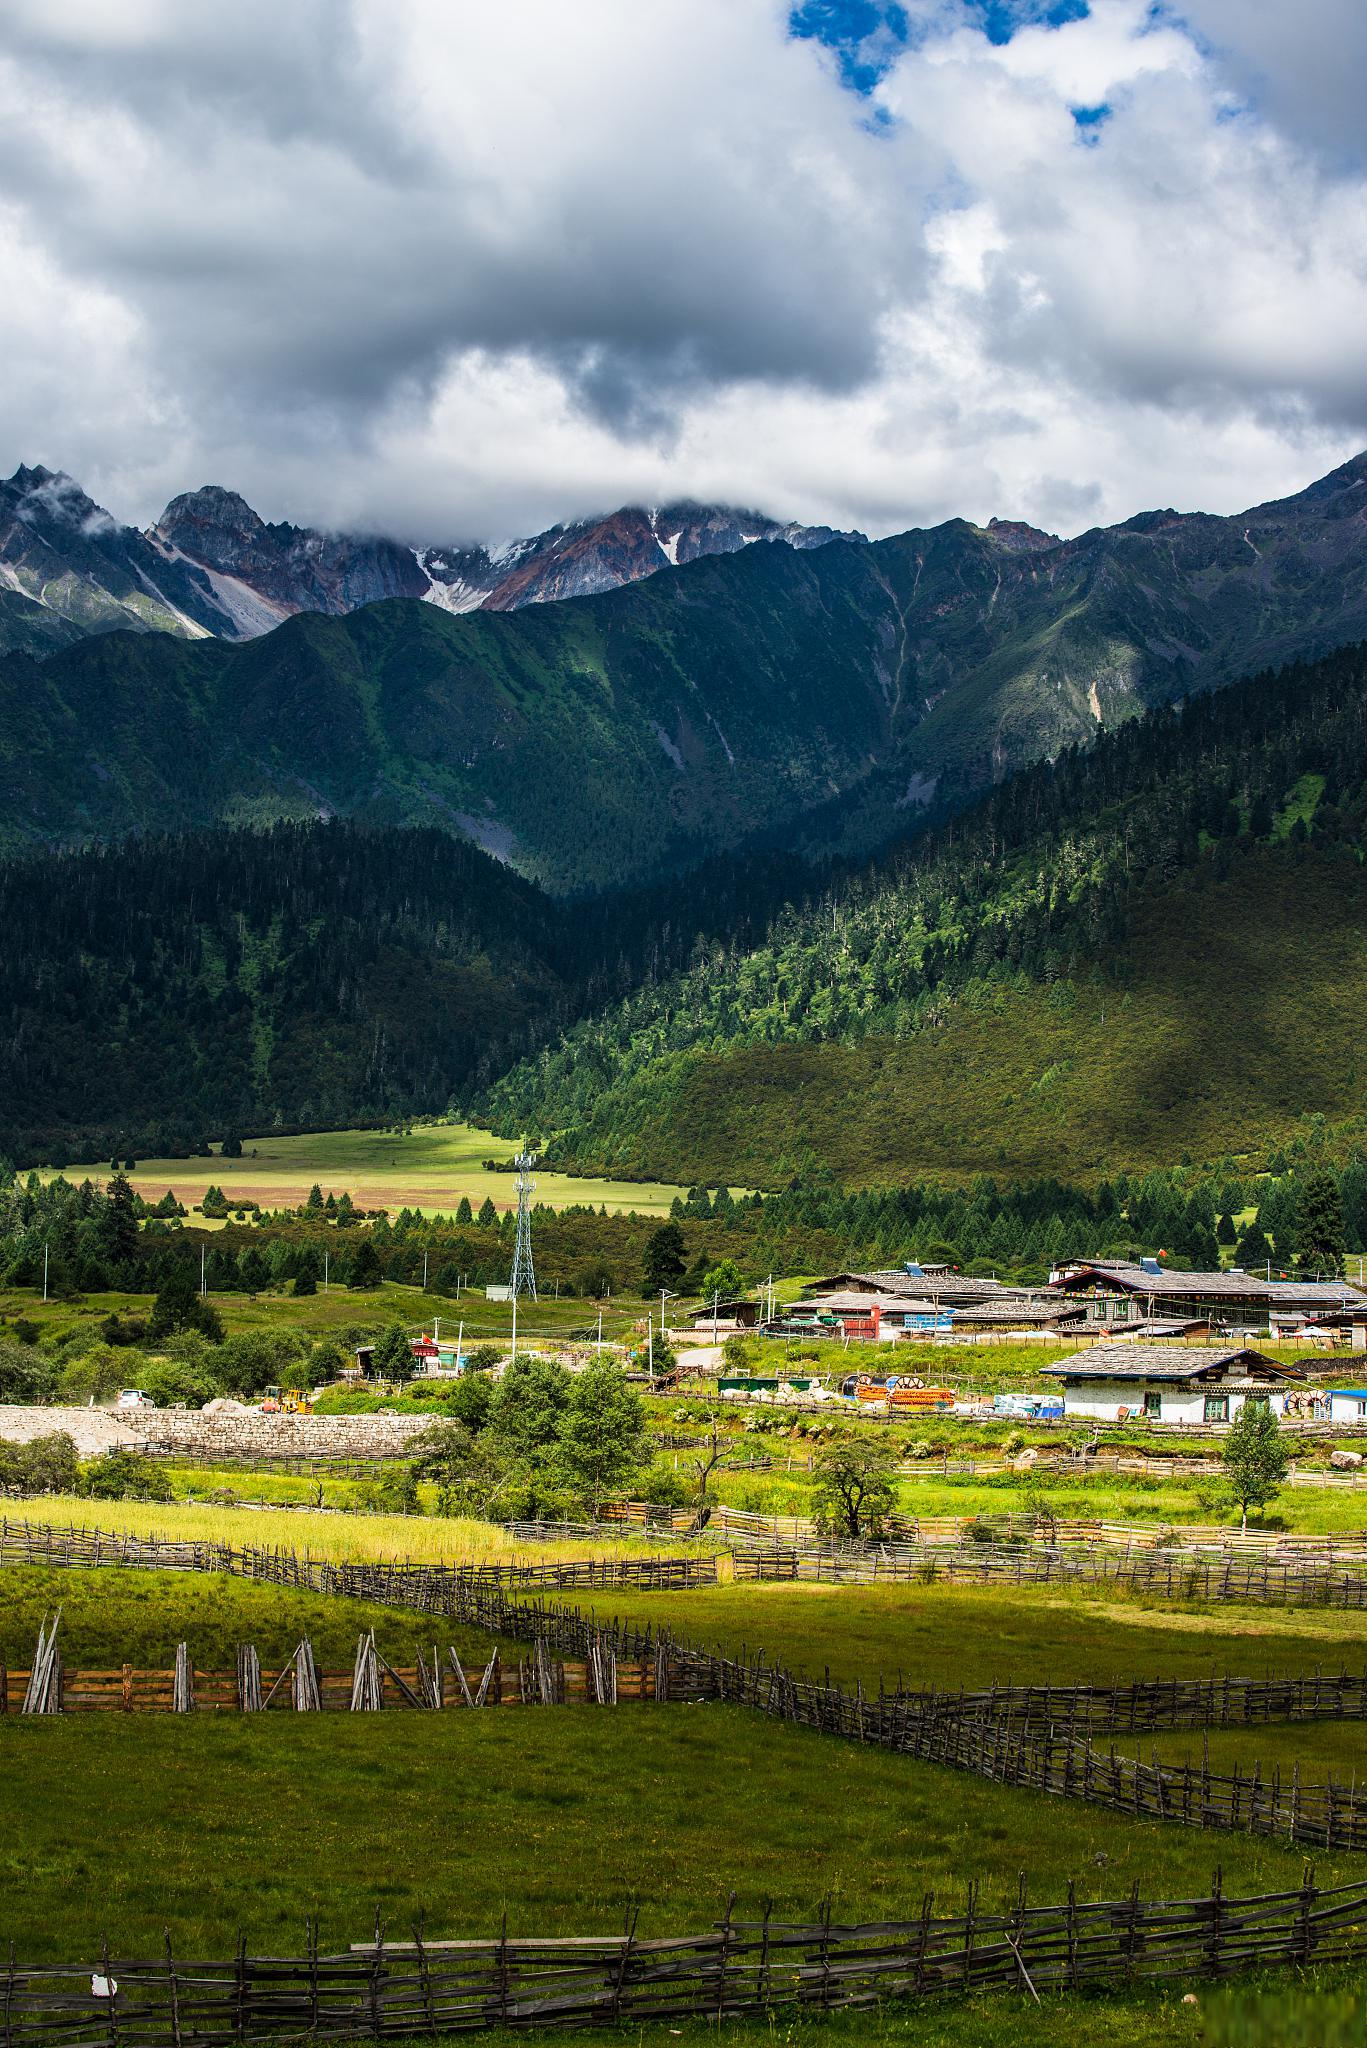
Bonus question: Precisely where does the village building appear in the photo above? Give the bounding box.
[1041,1345,1309,1424]
[946,1299,1087,1334]
[1327,1388,1367,1423]
[793,1269,1075,1340]
[686,1297,762,1332]
[773,1293,957,1340]
[807,1265,1025,1308]
[1302,1307,1367,1353]
[1047,1259,1367,1335]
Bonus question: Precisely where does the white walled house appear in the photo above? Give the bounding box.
[1327,1388,1367,1423]
[1041,1346,1307,1424]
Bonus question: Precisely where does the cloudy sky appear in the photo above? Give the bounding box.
[1,0,1365,543]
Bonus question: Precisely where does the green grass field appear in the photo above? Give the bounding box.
[0,1706,1351,1960]
[1,1540,1363,2041]
[0,1278,648,1347]
[51,1120,699,1218]
[0,1564,501,1667]
[547,1579,1367,1692]
[701,1464,1367,1536]
[376,1978,1352,2048]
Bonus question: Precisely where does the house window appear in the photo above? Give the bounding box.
[1244,1393,1270,1411]
[1143,1390,1161,1416]
[1204,1394,1230,1423]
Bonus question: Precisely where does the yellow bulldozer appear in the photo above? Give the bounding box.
[261,1385,313,1414]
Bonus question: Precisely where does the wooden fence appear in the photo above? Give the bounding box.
[8,1875,1367,2045]
[730,1538,1367,1606]
[8,1519,1367,1850]
[1,1639,644,1713]
[0,1518,718,1595]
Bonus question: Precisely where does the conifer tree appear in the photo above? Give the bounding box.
[1295,1170,1346,1277]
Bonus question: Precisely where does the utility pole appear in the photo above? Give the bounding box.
[511,1290,518,1364]
[422,1249,428,1292]
[647,1311,653,1383]
[42,1242,48,1303]
[324,1250,329,1295]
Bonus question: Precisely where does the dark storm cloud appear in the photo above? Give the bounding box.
[0,0,1362,545]
[0,2,903,421]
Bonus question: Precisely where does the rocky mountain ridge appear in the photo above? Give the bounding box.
[0,464,231,654]
[3,449,1367,893]
[0,462,864,652]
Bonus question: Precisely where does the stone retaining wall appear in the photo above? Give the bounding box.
[133,1410,432,1459]
[0,1406,145,1456]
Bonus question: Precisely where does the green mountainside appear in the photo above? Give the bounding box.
[0,826,571,1163]
[483,643,1367,1183]
[5,454,1367,888]
[10,640,1367,1185]
[0,822,814,1165]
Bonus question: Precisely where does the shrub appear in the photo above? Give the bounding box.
[79,1449,175,1501]
[640,1464,690,1508]
[0,1339,58,1406]
[0,1431,81,1496]
[370,1465,420,1515]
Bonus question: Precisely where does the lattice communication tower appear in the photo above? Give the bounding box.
[510,1145,538,1302]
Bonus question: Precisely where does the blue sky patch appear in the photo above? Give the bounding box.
[790,1,1092,94]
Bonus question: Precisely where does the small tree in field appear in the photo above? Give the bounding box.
[555,1360,648,1513]
[811,1435,900,1541]
[1222,1402,1290,1531]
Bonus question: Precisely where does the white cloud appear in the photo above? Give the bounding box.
[0,0,1362,541]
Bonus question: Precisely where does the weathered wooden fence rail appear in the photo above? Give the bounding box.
[731,1539,1367,1606]
[891,1670,1367,1736]
[0,1519,717,1594]
[7,1876,1367,2045]
[8,1519,1367,1849]
[2,1643,637,1712]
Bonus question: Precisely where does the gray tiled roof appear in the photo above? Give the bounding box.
[816,1269,1019,1302]
[1052,1262,1366,1306]
[1041,1345,1300,1382]
[950,1301,1084,1324]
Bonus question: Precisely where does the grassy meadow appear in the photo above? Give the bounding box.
[0,1706,1355,1959]
[545,1578,1367,1692]
[0,1563,503,1667]
[2,1506,1365,2043]
[0,1278,648,1347]
[0,1493,680,1565]
[50,1120,698,1218]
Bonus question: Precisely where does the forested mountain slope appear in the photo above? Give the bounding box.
[483,643,1367,1183]
[0,823,817,1165]
[0,826,570,1163]
[5,453,1367,888]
